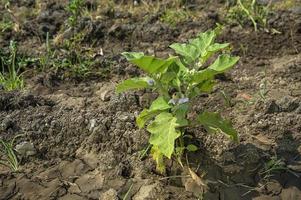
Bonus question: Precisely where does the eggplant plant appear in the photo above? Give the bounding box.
[116,26,239,172]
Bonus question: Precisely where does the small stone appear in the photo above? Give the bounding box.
[68,183,81,194]
[0,117,15,131]
[100,90,111,101]
[277,96,299,112]
[133,0,139,6]
[132,182,161,200]
[118,114,129,122]
[266,181,282,195]
[280,187,301,200]
[184,178,205,197]
[265,100,280,114]
[100,188,118,200]
[89,119,96,131]
[279,80,286,86]
[15,141,36,157]
[75,170,104,196]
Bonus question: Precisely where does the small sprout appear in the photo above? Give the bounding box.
[186,144,198,152]
[0,41,24,91]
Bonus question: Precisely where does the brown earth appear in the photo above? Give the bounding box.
[0,0,301,199]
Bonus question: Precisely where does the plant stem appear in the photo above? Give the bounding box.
[238,0,257,31]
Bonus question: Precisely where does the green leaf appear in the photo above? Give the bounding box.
[190,69,216,85]
[200,43,230,63]
[147,112,181,158]
[136,96,171,128]
[149,96,171,110]
[172,103,189,127]
[198,79,215,93]
[207,43,230,52]
[175,58,189,73]
[189,69,217,96]
[122,52,176,74]
[189,30,216,57]
[198,111,238,142]
[169,43,199,63]
[208,54,239,73]
[186,144,198,152]
[160,72,177,85]
[116,77,150,93]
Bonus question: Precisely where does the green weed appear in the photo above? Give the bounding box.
[160,8,190,27]
[226,0,271,31]
[116,26,239,173]
[0,41,24,91]
[39,32,56,71]
[0,135,22,172]
[0,17,13,32]
[66,0,84,27]
[260,156,288,180]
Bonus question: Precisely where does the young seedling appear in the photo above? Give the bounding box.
[116,26,239,173]
[39,32,57,71]
[0,135,22,172]
[226,0,271,31]
[0,40,24,91]
[66,0,84,27]
[160,8,190,27]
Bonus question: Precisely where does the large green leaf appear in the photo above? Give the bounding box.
[147,112,181,158]
[189,30,216,57]
[169,43,199,63]
[198,111,238,142]
[160,72,177,85]
[208,54,239,72]
[136,96,171,128]
[188,69,216,96]
[200,43,230,63]
[116,77,150,93]
[190,69,216,85]
[122,52,176,74]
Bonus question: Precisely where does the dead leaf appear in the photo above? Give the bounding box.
[188,168,207,187]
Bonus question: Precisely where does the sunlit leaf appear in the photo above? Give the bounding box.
[207,43,230,52]
[189,30,216,57]
[169,43,199,63]
[208,54,239,72]
[147,112,181,158]
[136,96,171,128]
[116,77,151,93]
[122,52,176,74]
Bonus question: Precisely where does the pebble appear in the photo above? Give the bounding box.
[15,141,36,157]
